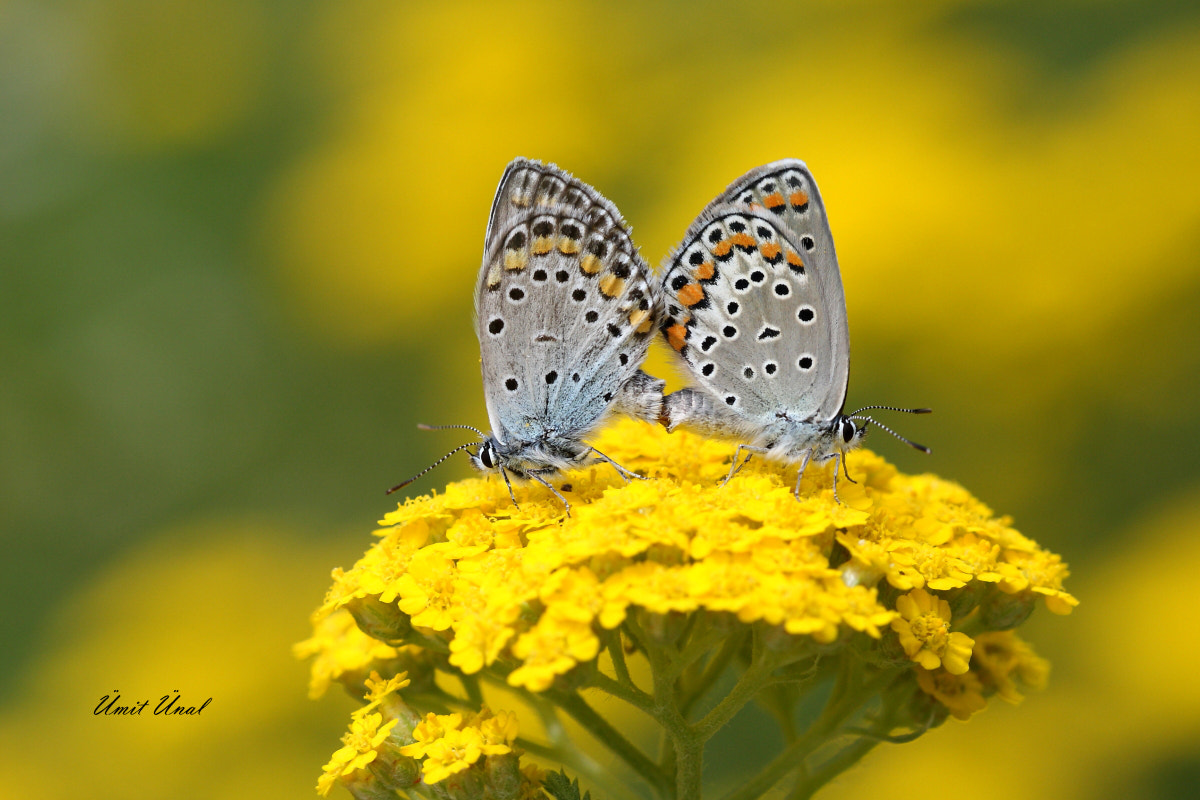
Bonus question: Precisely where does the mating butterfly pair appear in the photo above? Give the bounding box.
[391,159,928,515]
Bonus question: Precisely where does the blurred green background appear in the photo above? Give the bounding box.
[2,1,1199,797]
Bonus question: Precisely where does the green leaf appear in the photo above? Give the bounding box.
[542,768,591,800]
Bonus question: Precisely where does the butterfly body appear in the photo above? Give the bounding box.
[664,388,862,458]
[394,158,664,513]
[659,160,924,498]
[472,367,664,481]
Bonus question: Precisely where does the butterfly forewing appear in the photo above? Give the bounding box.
[476,159,657,445]
[661,160,849,424]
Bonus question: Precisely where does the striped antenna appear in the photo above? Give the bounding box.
[417,423,487,437]
[849,405,932,416]
[386,424,483,495]
[849,410,931,453]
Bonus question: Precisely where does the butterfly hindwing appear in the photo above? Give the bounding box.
[476,159,658,446]
[661,160,849,424]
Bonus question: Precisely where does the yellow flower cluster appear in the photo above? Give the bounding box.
[311,670,543,798]
[400,708,518,784]
[316,672,409,797]
[304,419,1072,695]
[298,418,1074,797]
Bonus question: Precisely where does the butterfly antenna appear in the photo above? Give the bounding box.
[384,438,477,494]
[417,423,487,438]
[849,405,932,416]
[849,415,931,454]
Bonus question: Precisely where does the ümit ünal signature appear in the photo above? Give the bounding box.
[94,690,212,716]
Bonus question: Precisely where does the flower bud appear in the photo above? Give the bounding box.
[979,590,1037,631]
[368,750,421,791]
[484,752,523,800]
[347,595,413,642]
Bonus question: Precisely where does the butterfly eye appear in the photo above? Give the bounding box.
[841,419,857,443]
[477,442,496,469]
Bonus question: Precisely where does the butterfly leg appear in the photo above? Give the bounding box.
[500,467,521,509]
[527,471,572,518]
[792,449,814,500]
[840,451,857,485]
[721,444,769,489]
[588,447,644,482]
[828,453,847,505]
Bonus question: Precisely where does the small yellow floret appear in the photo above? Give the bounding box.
[891,587,975,674]
[917,668,988,721]
[317,712,398,795]
[398,708,519,784]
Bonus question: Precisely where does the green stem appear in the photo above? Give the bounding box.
[528,692,572,751]
[693,629,780,742]
[516,736,643,800]
[666,617,728,683]
[623,614,651,660]
[472,670,662,796]
[587,669,658,715]
[645,626,696,800]
[658,730,676,781]
[418,687,470,715]
[674,734,701,800]
[713,721,836,800]
[679,628,747,718]
[789,735,879,799]
[715,661,868,800]
[548,688,672,798]
[607,632,635,688]
[460,672,484,708]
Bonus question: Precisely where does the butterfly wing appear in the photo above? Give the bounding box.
[660,160,849,425]
[476,158,658,448]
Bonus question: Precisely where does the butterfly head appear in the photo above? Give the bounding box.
[469,437,502,473]
[836,415,868,450]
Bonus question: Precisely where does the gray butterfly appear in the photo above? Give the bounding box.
[658,159,929,500]
[392,158,665,515]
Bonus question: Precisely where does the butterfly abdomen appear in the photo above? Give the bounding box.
[609,369,666,426]
[661,388,751,438]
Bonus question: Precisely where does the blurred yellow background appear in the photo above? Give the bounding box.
[2,1,1198,798]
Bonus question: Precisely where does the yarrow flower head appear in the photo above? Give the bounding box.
[298,418,1076,799]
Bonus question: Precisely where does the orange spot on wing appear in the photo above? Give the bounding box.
[760,242,782,260]
[599,274,625,297]
[712,240,732,257]
[666,323,688,351]
[677,283,705,307]
[504,251,528,271]
[693,261,715,280]
[486,265,502,287]
[786,250,804,268]
[558,238,580,255]
[531,237,554,255]
[763,192,785,209]
[580,254,602,274]
[730,232,755,248]
[789,190,809,208]
[629,309,650,331]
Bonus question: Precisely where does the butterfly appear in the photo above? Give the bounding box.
[658,160,929,500]
[391,158,665,515]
